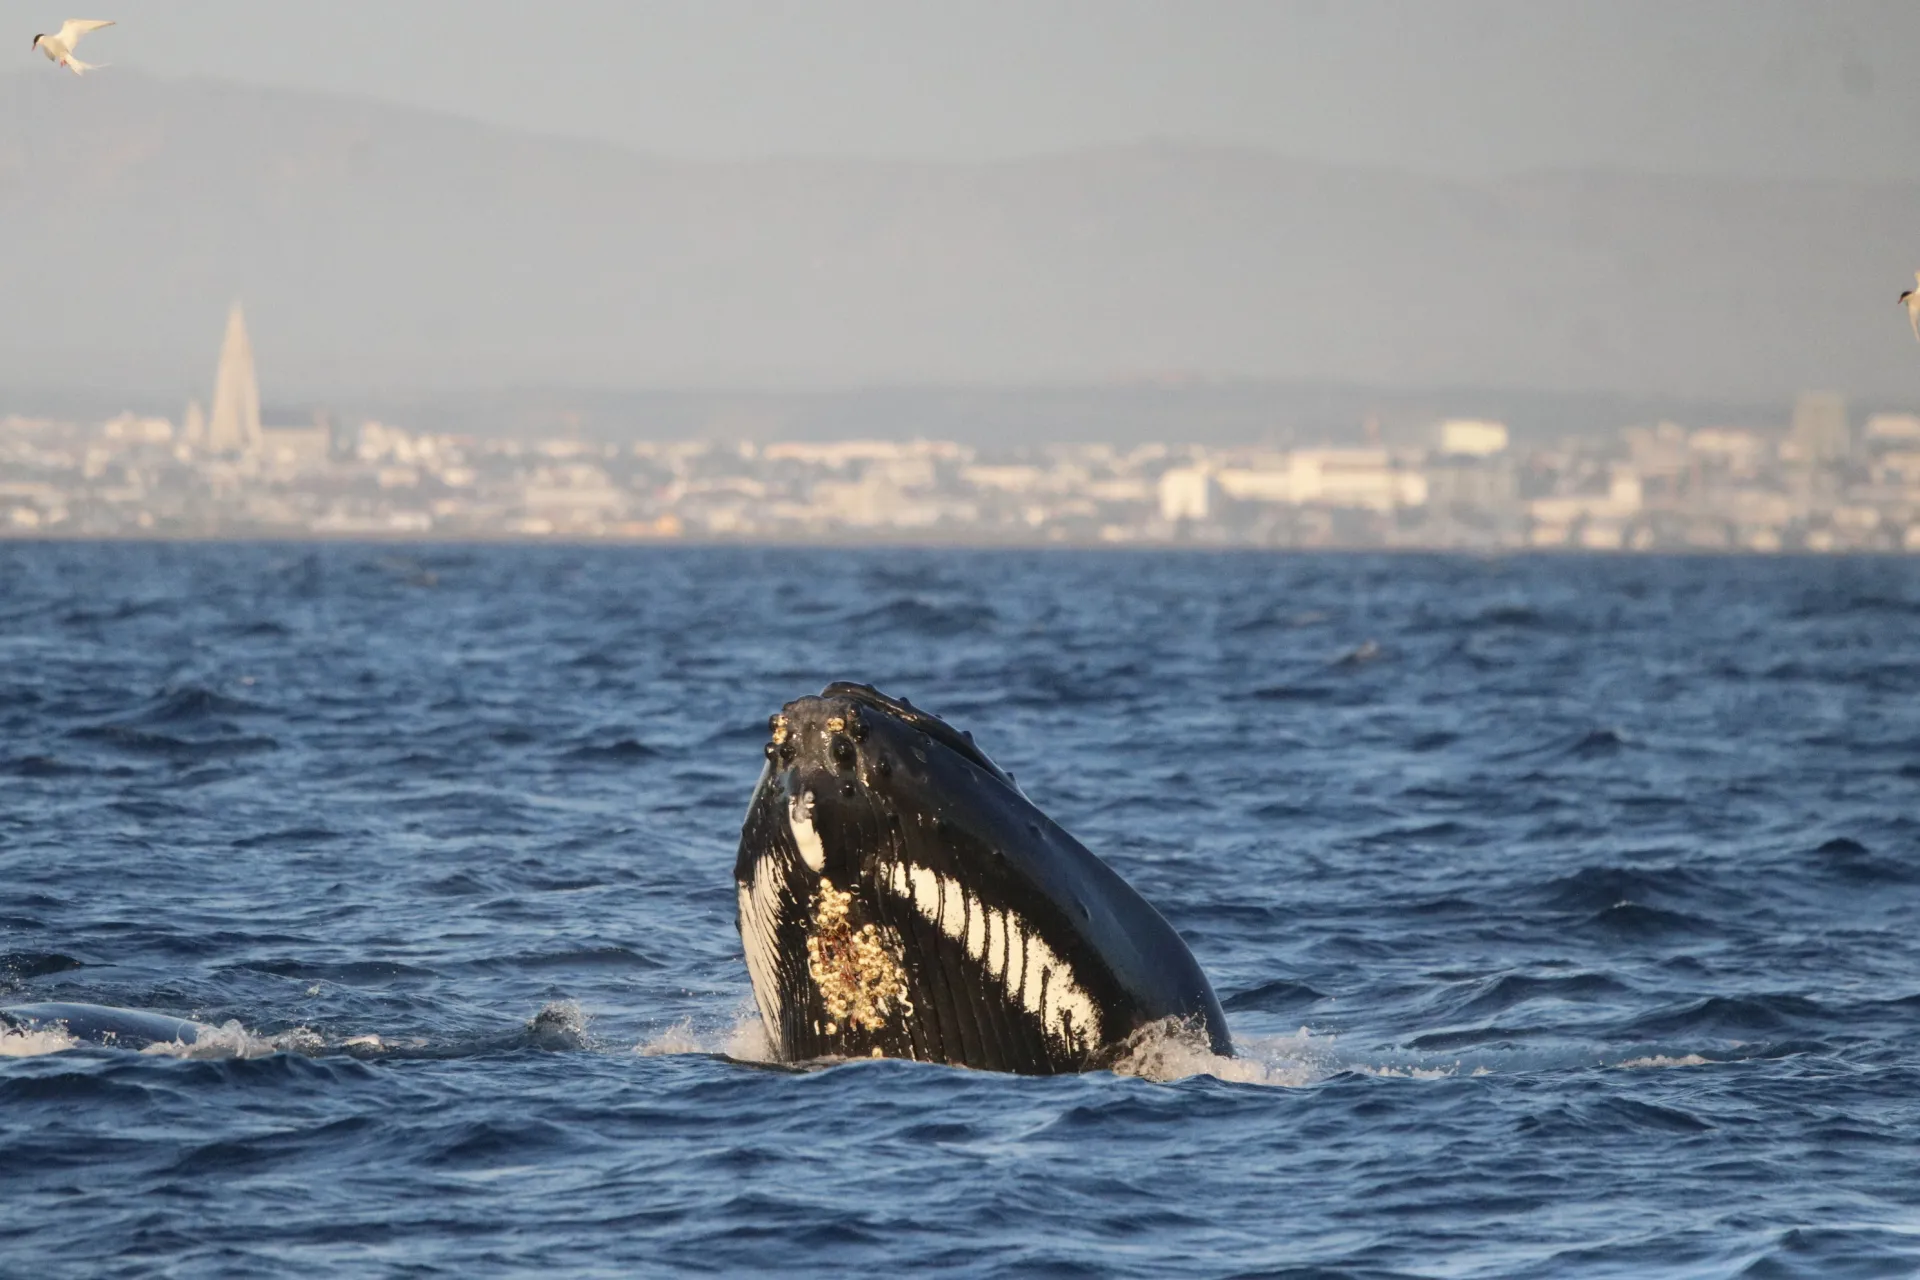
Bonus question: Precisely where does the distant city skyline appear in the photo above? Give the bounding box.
[7,385,1919,553]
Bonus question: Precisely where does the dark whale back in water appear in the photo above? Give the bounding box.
[735,683,1230,1073]
[0,1002,207,1050]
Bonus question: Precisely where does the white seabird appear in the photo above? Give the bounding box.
[1902,271,1920,344]
[31,19,113,75]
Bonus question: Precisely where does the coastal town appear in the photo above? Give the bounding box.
[5,307,1920,552]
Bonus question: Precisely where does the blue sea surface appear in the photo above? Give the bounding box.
[3,544,1919,1278]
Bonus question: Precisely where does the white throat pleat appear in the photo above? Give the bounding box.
[738,857,790,1032]
[884,860,1101,1051]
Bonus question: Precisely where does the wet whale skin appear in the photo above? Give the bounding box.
[735,683,1230,1073]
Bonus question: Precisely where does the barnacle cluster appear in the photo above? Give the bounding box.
[807,877,911,1035]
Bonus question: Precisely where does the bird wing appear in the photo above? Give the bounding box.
[1913,269,1920,288]
[55,19,114,47]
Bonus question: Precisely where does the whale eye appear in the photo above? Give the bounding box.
[875,757,892,777]
[778,741,796,764]
[831,735,856,767]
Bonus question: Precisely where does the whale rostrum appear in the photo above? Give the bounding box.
[735,683,1230,1073]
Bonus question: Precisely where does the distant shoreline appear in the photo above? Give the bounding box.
[2,532,1908,558]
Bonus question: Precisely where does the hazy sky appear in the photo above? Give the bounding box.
[14,0,1920,179]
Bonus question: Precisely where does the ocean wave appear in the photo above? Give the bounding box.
[5,545,1920,1274]
[1535,864,1711,913]
[848,597,999,636]
[1450,972,1632,1019]
[1221,979,1329,1012]
[119,685,274,727]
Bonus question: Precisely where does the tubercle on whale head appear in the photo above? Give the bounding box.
[746,693,887,889]
[751,686,1045,891]
[757,683,1023,818]
[760,689,919,789]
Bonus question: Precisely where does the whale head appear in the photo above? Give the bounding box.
[735,682,1229,1074]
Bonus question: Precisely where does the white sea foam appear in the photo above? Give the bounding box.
[1111,1019,1335,1087]
[636,1011,1387,1085]
[1356,1061,1490,1079]
[0,1014,318,1060]
[1617,1053,1713,1069]
[139,1022,323,1060]
[0,1025,79,1057]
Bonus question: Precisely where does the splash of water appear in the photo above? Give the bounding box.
[637,1011,1339,1084]
[635,1019,703,1057]
[635,1007,775,1063]
[524,1001,590,1050]
[0,1024,79,1058]
[1111,1018,1334,1086]
[138,1022,324,1060]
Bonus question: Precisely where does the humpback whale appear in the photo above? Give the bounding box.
[0,1003,211,1050]
[736,683,1230,1073]
[0,1001,587,1057]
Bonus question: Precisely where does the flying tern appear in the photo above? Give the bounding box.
[31,19,113,75]
[1902,271,1920,344]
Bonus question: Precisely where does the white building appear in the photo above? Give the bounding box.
[1865,413,1920,443]
[1158,467,1212,522]
[1789,391,1850,463]
[1688,427,1768,474]
[102,413,173,445]
[1527,464,1644,532]
[260,424,332,470]
[1215,450,1425,511]
[1440,419,1509,457]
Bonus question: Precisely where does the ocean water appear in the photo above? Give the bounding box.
[3,543,1919,1279]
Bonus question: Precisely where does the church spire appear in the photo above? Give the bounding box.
[206,301,262,454]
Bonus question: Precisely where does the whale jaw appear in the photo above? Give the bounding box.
[735,683,1230,1074]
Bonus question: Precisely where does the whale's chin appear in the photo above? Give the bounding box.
[734,682,1229,1074]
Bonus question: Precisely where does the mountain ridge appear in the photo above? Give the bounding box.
[3,70,1917,408]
